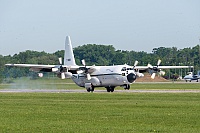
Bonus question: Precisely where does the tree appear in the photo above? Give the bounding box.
[1,44,200,80]
[0,55,5,82]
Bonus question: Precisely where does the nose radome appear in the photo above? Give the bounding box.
[127,73,136,83]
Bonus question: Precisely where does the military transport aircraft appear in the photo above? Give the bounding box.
[5,36,193,92]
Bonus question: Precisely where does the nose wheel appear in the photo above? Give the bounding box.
[124,84,130,90]
[86,86,94,92]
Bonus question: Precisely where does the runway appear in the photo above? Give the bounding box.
[1,89,200,93]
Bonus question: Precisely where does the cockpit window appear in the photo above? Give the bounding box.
[121,67,126,71]
[127,68,133,70]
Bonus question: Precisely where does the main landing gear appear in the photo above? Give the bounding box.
[105,86,115,92]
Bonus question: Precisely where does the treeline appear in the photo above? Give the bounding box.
[0,44,199,82]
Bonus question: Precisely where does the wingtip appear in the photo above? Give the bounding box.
[5,64,14,66]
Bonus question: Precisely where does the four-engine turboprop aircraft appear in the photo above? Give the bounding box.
[5,36,194,92]
[73,60,140,92]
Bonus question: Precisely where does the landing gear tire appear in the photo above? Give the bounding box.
[86,86,94,92]
[106,88,110,92]
[124,84,130,90]
[110,87,114,92]
[86,88,90,92]
[106,86,115,92]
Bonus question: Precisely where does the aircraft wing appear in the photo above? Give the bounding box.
[135,65,193,70]
[157,66,193,69]
[134,66,149,70]
[5,64,56,68]
[5,63,60,72]
[135,65,193,74]
[5,63,79,72]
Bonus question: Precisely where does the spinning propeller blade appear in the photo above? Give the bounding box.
[149,59,163,79]
[61,72,65,79]
[81,59,91,80]
[151,73,156,79]
[87,74,91,80]
[58,57,67,79]
[133,60,144,77]
[133,60,138,68]
[157,59,161,66]
[81,59,86,66]
[59,57,62,65]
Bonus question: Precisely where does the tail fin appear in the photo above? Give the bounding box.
[64,36,76,66]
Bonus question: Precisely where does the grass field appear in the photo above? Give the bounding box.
[0,78,200,132]
[0,93,200,133]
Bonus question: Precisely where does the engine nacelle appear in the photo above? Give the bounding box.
[127,73,137,83]
[65,72,73,78]
[52,68,59,72]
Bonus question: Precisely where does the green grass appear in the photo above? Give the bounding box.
[132,82,200,90]
[0,93,200,133]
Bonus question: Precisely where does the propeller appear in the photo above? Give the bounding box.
[81,59,91,80]
[58,57,65,79]
[157,59,161,66]
[133,60,138,68]
[59,57,62,65]
[148,59,162,79]
[150,73,156,79]
[81,59,86,67]
[133,60,144,77]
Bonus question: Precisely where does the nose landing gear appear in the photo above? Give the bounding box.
[85,83,94,92]
[122,84,130,90]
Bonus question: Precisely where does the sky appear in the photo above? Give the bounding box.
[0,0,200,55]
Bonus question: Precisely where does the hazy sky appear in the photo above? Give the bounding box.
[0,0,200,55]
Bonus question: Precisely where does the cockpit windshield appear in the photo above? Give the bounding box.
[121,67,133,71]
[121,67,126,71]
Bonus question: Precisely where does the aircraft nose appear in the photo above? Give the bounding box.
[127,73,136,83]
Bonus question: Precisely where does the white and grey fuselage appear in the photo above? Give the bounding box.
[71,65,136,91]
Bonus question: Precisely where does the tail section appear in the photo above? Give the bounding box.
[64,36,77,66]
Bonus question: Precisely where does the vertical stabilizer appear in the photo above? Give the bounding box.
[64,36,76,66]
